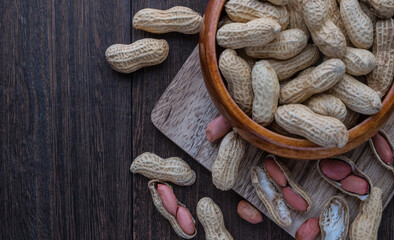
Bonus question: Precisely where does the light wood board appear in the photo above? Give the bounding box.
[151,46,394,239]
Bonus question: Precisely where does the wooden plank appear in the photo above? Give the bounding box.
[152,46,394,238]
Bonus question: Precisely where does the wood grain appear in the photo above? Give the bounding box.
[152,46,394,238]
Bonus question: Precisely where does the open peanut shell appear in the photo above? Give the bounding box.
[263,155,313,212]
[148,180,197,239]
[319,195,349,240]
[369,130,394,173]
[317,155,373,201]
[251,166,292,227]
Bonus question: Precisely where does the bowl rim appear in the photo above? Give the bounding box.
[199,0,394,160]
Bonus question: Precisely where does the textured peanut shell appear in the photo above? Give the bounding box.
[317,155,374,200]
[132,7,202,34]
[349,187,383,240]
[267,120,300,138]
[297,66,315,77]
[343,108,360,129]
[365,0,394,18]
[267,0,288,6]
[237,49,256,70]
[286,0,310,38]
[320,195,349,240]
[340,0,374,49]
[197,197,233,240]
[369,130,394,173]
[251,166,292,227]
[280,59,345,104]
[268,44,320,81]
[274,5,290,30]
[105,39,169,74]
[252,61,279,126]
[359,1,377,27]
[148,180,196,239]
[264,155,313,212]
[216,18,281,49]
[212,131,246,191]
[342,47,376,76]
[303,0,347,58]
[304,93,347,123]
[217,16,234,29]
[245,29,307,60]
[327,0,349,43]
[130,152,196,186]
[275,104,349,148]
[367,19,394,98]
[329,74,382,115]
[219,49,253,115]
[224,0,287,29]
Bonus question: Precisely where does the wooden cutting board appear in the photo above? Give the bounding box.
[151,46,394,238]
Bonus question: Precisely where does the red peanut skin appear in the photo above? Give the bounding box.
[206,115,232,142]
[237,200,263,224]
[340,174,369,195]
[265,158,287,187]
[295,218,320,240]
[176,206,195,235]
[320,159,352,181]
[157,184,178,216]
[372,134,393,164]
[281,186,309,212]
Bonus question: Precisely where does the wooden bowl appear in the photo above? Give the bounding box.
[199,0,394,160]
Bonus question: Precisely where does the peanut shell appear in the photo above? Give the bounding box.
[245,29,307,60]
[268,44,320,81]
[212,131,246,191]
[197,197,233,240]
[275,104,349,148]
[216,18,281,49]
[251,166,292,227]
[252,61,279,126]
[342,47,376,76]
[349,187,383,240]
[280,59,345,104]
[329,74,382,115]
[317,155,373,200]
[286,0,310,38]
[148,180,196,239]
[105,39,169,74]
[130,152,196,186]
[132,7,202,34]
[219,49,253,115]
[369,130,394,173]
[304,93,347,123]
[320,195,349,240]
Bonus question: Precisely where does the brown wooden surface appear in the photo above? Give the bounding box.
[0,1,392,240]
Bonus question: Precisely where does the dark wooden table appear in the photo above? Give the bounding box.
[0,0,392,239]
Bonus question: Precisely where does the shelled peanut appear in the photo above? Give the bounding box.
[130,152,196,186]
[369,130,394,173]
[317,156,373,200]
[149,180,196,238]
[105,39,169,74]
[212,131,246,191]
[132,7,202,34]
[197,197,234,240]
[206,115,232,143]
[251,155,312,226]
[349,187,383,240]
[237,200,263,224]
[295,218,320,240]
[320,195,350,240]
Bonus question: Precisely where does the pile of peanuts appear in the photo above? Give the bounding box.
[212,0,394,149]
[111,0,394,239]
